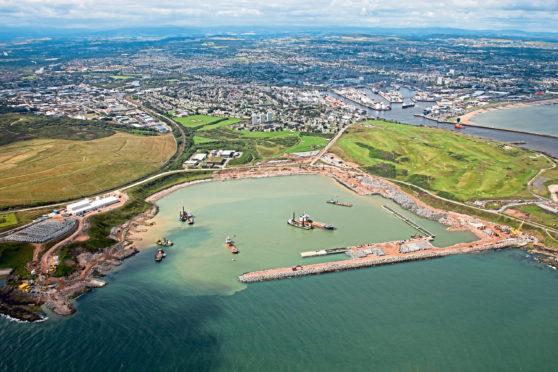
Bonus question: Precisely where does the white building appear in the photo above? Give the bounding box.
[260,113,266,123]
[267,112,273,122]
[67,196,119,216]
[252,114,259,125]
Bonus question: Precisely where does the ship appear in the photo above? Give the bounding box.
[225,236,238,254]
[179,206,187,222]
[454,123,465,129]
[326,198,353,207]
[156,237,173,246]
[401,102,415,109]
[287,212,336,230]
[187,211,194,225]
[155,247,167,262]
[287,212,313,230]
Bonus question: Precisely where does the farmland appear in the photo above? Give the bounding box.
[0,133,176,208]
[331,121,551,201]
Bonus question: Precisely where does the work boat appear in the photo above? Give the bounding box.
[179,206,187,222]
[225,236,239,254]
[287,212,314,230]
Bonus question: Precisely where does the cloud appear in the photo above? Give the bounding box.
[0,0,556,31]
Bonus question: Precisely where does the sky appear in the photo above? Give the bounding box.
[0,0,557,32]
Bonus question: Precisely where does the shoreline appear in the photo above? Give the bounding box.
[460,98,558,126]
[0,159,546,322]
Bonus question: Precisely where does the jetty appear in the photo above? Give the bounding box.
[238,237,531,283]
[382,205,435,238]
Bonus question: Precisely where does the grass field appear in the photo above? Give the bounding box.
[0,213,17,228]
[0,133,176,208]
[0,242,34,278]
[331,121,551,201]
[193,136,216,144]
[173,115,225,128]
[199,118,243,131]
[286,135,329,153]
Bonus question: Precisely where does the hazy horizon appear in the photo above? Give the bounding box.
[1,0,557,34]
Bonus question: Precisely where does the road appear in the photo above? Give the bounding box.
[310,124,351,166]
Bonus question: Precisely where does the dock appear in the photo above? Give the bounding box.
[300,248,348,258]
[382,205,435,238]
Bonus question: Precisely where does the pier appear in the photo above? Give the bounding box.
[382,205,435,238]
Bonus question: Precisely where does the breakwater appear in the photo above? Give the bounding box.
[238,237,531,283]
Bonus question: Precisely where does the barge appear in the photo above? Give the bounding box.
[226,236,239,254]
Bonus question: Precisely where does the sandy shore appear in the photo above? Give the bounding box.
[460,98,558,125]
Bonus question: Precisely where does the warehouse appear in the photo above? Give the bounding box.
[66,196,119,216]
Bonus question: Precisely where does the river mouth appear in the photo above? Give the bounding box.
[133,175,476,295]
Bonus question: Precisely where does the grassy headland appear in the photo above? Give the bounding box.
[331,121,551,201]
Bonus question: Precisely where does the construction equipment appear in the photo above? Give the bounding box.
[512,220,525,236]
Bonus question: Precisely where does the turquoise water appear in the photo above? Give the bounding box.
[2,176,558,371]
[472,103,558,136]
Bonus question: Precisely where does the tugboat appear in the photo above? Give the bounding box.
[179,207,187,222]
[326,198,353,207]
[155,247,166,262]
[225,236,238,254]
[287,212,314,230]
[156,237,173,246]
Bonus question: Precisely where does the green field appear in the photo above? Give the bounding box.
[0,213,17,228]
[286,135,329,153]
[199,118,243,131]
[193,136,216,145]
[0,133,176,208]
[331,121,551,201]
[110,75,135,80]
[173,115,225,128]
[240,130,298,138]
[0,242,34,278]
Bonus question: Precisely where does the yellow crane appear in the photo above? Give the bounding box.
[512,220,525,236]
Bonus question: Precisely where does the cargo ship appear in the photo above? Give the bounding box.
[225,236,238,254]
[155,247,167,262]
[326,198,353,207]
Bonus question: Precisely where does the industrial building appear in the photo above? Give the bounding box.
[66,196,119,216]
